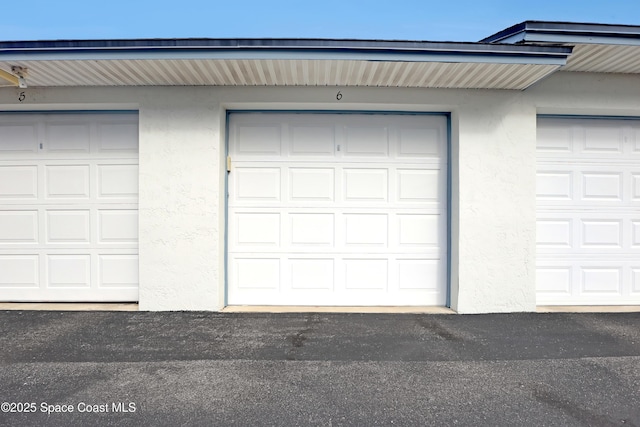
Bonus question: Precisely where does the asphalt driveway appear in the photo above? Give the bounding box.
[1,311,639,426]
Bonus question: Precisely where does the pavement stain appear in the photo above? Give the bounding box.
[415,317,464,341]
[284,314,325,359]
[288,331,308,348]
[2,312,640,364]
[532,385,632,427]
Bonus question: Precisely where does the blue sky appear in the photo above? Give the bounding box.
[1,0,640,42]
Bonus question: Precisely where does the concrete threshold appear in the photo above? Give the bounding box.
[0,303,139,311]
[2,304,636,314]
[537,305,640,313]
[222,305,456,314]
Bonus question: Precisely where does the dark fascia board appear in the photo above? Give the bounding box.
[481,20,640,45]
[0,38,571,65]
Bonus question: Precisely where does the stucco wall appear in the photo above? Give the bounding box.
[452,96,537,313]
[137,88,223,310]
[1,72,636,312]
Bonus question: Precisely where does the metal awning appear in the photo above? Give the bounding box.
[0,38,571,89]
[481,21,640,74]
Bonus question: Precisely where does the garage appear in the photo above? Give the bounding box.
[536,117,640,305]
[227,112,448,306]
[0,112,139,302]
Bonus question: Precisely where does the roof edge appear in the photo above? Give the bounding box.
[0,38,571,66]
[481,20,640,45]
[0,37,569,53]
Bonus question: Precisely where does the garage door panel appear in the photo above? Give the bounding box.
[232,163,445,208]
[634,128,640,152]
[45,165,91,198]
[344,214,388,246]
[344,259,388,290]
[97,164,139,198]
[538,120,640,158]
[581,267,622,294]
[344,126,389,157]
[0,113,138,302]
[229,257,445,306]
[290,125,335,156]
[0,166,38,199]
[289,168,335,201]
[538,213,638,253]
[397,214,440,246]
[97,122,139,152]
[0,124,38,154]
[234,167,281,201]
[537,117,640,305]
[0,250,137,300]
[45,122,91,153]
[633,269,640,293]
[397,169,440,202]
[583,215,634,251]
[235,213,281,246]
[581,219,622,248]
[0,211,38,243]
[46,210,90,243]
[98,210,138,243]
[583,126,624,153]
[0,255,39,287]
[397,259,441,290]
[228,113,447,306]
[98,255,138,288]
[537,123,573,153]
[398,127,442,158]
[633,174,640,200]
[633,222,640,248]
[537,219,573,248]
[538,168,640,206]
[234,258,280,290]
[343,168,388,201]
[47,254,91,288]
[235,124,281,156]
[290,214,334,246]
[581,172,622,201]
[537,171,574,200]
[537,260,640,304]
[537,266,572,295]
[290,259,334,290]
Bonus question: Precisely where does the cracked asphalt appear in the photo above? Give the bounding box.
[1,311,639,426]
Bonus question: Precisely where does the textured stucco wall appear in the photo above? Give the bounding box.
[137,88,223,310]
[2,74,636,312]
[452,95,537,313]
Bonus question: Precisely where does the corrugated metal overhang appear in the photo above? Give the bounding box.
[0,59,562,89]
[558,44,640,73]
[0,38,570,90]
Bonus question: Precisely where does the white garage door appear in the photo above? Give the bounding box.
[227,113,447,306]
[537,117,640,305]
[0,112,139,302]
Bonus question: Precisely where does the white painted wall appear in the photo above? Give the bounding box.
[0,71,636,312]
[137,88,223,310]
[452,96,538,313]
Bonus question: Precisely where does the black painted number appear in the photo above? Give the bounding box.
[336,91,342,101]
[18,91,25,102]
